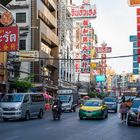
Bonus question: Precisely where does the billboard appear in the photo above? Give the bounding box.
[95,75,106,82]
[128,0,140,6]
[18,51,39,62]
[0,26,18,51]
[70,4,97,19]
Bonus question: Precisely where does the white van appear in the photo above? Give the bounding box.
[0,93,45,121]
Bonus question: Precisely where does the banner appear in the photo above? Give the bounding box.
[0,26,18,51]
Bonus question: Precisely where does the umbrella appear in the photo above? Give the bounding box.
[43,93,53,99]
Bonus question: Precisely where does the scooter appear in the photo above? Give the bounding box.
[52,104,61,120]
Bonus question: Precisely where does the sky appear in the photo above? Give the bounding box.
[73,0,137,74]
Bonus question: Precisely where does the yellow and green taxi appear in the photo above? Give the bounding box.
[79,99,108,120]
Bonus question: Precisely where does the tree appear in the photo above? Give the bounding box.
[12,75,34,92]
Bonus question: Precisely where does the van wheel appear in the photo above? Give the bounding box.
[73,107,76,112]
[3,118,9,122]
[25,111,30,121]
[38,109,43,119]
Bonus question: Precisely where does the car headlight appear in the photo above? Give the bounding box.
[129,110,136,116]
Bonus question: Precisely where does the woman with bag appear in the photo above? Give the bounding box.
[119,100,128,123]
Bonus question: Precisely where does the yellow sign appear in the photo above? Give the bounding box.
[90,62,96,68]
[128,0,140,6]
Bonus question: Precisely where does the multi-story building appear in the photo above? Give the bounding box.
[58,0,75,88]
[7,0,59,95]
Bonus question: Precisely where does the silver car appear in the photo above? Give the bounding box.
[0,93,45,121]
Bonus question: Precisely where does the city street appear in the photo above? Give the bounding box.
[0,110,140,140]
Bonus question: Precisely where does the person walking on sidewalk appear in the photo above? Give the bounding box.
[119,100,128,123]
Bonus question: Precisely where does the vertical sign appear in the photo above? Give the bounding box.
[81,19,93,73]
[137,8,140,63]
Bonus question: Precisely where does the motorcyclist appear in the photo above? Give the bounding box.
[52,97,62,114]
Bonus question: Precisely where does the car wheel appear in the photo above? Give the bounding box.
[105,111,108,118]
[3,118,9,122]
[127,118,132,126]
[38,109,43,119]
[114,109,117,113]
[25,111,30,121]
[79,116,83,120]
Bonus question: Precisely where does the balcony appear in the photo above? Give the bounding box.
[46,55,58,69]
[40,21,59,47]
[38,9,57,29]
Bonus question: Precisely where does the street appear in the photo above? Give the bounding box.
[0,110,140,140]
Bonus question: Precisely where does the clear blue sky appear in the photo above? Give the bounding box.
[73,0,137,74]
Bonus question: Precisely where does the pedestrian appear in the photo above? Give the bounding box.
[119,99,128,123]
[137,106,140,122]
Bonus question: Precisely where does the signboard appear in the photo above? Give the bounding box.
[129,35,137,42]
[0,26,18,51]
[128,0,140,7]
[0,0,12,6]
[57,90,72,94]
[70,4,96,19]
[18,50,39,62]
[95,47,112,53]
[95,75,106,82]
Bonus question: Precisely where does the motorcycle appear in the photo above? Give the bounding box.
[52,104,61,120]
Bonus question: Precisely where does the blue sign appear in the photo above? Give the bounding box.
[96,75,106,82]
[133,69,139,75]
[130,35,137,42]
[133,62,139,68]
[133,42,137,48]
[133,55,138,61]
[133,49,138,55]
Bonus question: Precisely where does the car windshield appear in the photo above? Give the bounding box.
[1,94,24,102]
[131,100,140,108]
[104,98,116,102]
[84,101,101,107]
[58,95,71,103]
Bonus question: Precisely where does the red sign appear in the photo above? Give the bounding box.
[70,4,97,18]
[0,26,18,51]
[95,47,112,53]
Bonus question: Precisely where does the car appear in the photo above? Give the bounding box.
[1,93,45,121]
[126,98,140,126]
[79,99,108,120]
[103,97,118,113]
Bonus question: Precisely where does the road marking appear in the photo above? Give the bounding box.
[4,136,20,140]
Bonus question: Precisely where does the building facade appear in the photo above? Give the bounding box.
[7,0,59,95]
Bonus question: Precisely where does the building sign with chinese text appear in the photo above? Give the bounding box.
[0,26,18,51]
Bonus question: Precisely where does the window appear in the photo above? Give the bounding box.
[19,40,26,50]
[23,95,29,103]
[16,13,26,23]
[30,94,44,102]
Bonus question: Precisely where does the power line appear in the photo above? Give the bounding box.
[10,53,139,61]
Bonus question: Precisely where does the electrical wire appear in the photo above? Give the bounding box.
[8,53,138,61]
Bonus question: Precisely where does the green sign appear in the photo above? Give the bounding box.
[0,0,12,6]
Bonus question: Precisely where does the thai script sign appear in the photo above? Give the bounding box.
[70,4,96,19]
[18,50,39,62]
[128,0,140,6]
[0,26,18,51]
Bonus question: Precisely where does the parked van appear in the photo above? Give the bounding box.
[0,93,45,121]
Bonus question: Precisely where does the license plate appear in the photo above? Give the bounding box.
[86,113,92,116]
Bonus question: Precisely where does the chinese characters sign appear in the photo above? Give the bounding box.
[81,19,93,73]
[70,4,96,19]
[0,26,18,51]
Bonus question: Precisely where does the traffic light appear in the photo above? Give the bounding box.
[0,0,12,6]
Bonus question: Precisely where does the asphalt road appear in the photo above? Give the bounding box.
[0,110,140,140]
